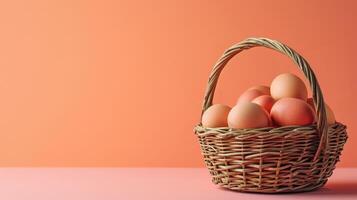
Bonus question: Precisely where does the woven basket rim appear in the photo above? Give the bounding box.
[194,122,345,137]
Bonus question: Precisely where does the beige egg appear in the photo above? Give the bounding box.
[247,85,270,95]
[270,73,308,101]
[271,98,315,126]
[252,95,275,113]
[202,104,231,128]
[228,102,270,129]
[237,89,264,105]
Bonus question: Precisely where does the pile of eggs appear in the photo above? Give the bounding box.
[202,73,336,129]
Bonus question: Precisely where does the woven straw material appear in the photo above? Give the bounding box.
[194,38,348,193]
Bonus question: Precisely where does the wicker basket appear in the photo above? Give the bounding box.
[194,37,347,193]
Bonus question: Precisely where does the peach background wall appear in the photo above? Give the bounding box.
[0,0,356,167]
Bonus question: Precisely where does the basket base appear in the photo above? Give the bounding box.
[215,179,327,194]
[195,122,347,194]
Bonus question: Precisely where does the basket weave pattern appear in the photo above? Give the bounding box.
[194,38,347,193]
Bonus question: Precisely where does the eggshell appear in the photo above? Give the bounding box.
[307,98,336,124]
[202,104,231,128]
[228,102,270,129]
[325,104,336,124]
[252,95,275,112]
[306,97,317,123]
[307,97,315,109]
[237,89,264,105]
[271,98,315,126]
[270,73,308,101]
[247,85,270,95]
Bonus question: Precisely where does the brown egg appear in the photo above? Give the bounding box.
[202,104,231,128]
[247,85,270,95]
[237,89,264,105]
[325,104,336,124]
[271,98,315,126]
[270,73,308,101]
[252,95,275,113]
[306,97,317,123]
[307,97,315,109]
[307,97,336,124]
[228,102,270,129]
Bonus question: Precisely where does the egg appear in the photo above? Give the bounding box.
[247,85,270,95]
[306,97,317,123]
[307,97,315,109]
[325,104,336,124]
[271,98,315,126]
[307,98,335,124]
[202,104,231,128]
[270,73,308,101]
[237,89,264,105]
[252,95,275,112]
[228,102,270,129]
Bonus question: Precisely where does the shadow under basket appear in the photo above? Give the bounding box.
[194,37,348,193]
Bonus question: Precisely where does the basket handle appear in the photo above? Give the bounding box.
[200,37,328,160]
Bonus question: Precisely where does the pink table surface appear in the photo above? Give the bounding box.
[0,168,355,200]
